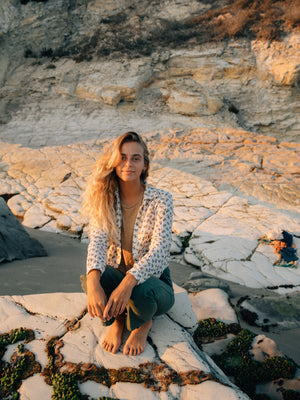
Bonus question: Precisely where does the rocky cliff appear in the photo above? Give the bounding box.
[0,0,299,146]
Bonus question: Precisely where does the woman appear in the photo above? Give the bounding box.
[83,132,174,356]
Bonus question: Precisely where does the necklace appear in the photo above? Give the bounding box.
[121,188,144,209]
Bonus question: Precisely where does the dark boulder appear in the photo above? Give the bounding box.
[0,197,47,263]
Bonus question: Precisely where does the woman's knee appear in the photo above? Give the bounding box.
[100,266,124,296]
[131,277,174,316]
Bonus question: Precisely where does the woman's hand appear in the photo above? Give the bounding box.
[103,273,137,320]
[87,270,108,321]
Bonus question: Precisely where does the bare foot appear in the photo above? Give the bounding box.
[102,314,125,354]
[123,319,152,356]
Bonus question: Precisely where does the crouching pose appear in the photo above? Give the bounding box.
[82,132,174,356]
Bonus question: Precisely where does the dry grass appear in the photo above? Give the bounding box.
[187,0,300,41]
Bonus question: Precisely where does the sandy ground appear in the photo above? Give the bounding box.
[0,228,299,366]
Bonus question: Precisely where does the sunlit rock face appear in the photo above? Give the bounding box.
[0,0,299,145]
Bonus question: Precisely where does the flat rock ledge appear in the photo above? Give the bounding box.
[1,285,299,400]
[0,127,299,291]
[0,286,245,400]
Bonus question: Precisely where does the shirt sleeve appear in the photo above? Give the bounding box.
[86,224,108,275]
[128,191,173,284]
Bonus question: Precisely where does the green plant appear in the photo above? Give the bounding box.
[211,329,297,397]
[0,356,27,392]
[0,328,37,398]
[52,372,81,400]
[193,318,230,347]
[0,328,34,347]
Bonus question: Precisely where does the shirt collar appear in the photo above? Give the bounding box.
[115,183,156,202]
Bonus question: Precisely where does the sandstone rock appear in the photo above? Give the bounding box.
[74,60,153,104]
[252,33,300,86]
[23,205,51,228]
[0,127,299,290]
[7,193,33,218]
[161,78,223,116]
[56,214,72,230]
[101,88,122,106]
[0,197,46,262]
[0,1,299,142]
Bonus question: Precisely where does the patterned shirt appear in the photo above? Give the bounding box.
[86,185,173,284]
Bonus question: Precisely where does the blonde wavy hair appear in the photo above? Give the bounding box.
[82,132,150,243]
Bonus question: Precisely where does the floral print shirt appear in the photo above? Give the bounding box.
[86,185,173,284]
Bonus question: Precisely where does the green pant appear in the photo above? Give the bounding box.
[82,266,175,331]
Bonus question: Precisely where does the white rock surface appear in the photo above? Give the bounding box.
[188,289,238,325]
[167,283,198,332]
[19,374,53,400]
[0,291,251,400]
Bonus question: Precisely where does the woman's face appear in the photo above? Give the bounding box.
[115,141,146,184]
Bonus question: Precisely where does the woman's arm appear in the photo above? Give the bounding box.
[129,191,173,284]
[86,270,108,320]
[86,224,109,275]
[86,225,109,320]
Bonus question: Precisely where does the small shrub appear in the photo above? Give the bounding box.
[24,48,36,58]
[40,48,53,58]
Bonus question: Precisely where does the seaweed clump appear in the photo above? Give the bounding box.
[42,336,113,399]
[193,318,240,347]
[0,328,34,347]
[212,329,297,398]
[51,371,81,400]
[0,328,40,399]
[42,335,219,398]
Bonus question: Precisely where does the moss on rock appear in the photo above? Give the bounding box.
[193,318,241,346]
[52,371,81,400]
[0,328,34,347]
[211,329,297,398]
[0,328,38,398]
